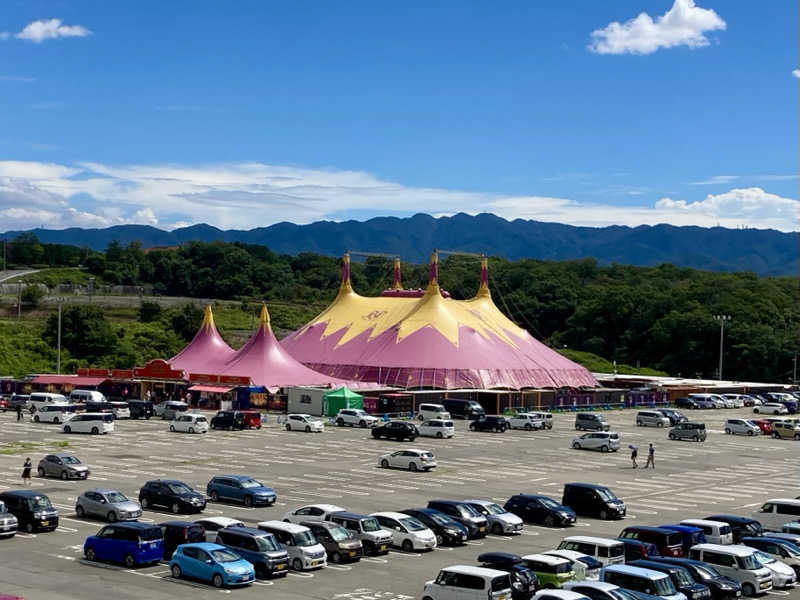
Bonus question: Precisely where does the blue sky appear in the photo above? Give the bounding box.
[0,0,797,231]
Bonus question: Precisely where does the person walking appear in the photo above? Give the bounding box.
[644,443,655,469]
[22,457,32,485]
[15,403,23,422]
[630,445,638,468]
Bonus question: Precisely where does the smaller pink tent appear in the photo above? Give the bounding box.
[169,305,235,374]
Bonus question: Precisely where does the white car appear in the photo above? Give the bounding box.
[283,504,346,524]
[508,413,544,431]
[755,403,789,415]
[195,516,245,542]
[724,419,760,436]
[109,401,130,419]
[753,549,796,588]
[63,413,114,435]
[418,419,454,438]
[335,408,379,428]
[463,499,523,535]
[370,511,437,551]
[169,413,208,433]
[32,404,77,424]
[571,432,620,452]
[285,413,324,432]
[378,449,437,471]
[723,394,746,408]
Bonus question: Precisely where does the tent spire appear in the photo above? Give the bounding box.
[202,304,215,329]
[392,256,402,290]
[259,303,271,328]
[339,253,353,294]
[476,255,491,297]
[425,249,440,294]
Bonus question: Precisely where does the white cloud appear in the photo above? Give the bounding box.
[0,75,36,82]
[793,69,800,79]
[15,19,91,43]
[589,0,726,55]
[0,160,796,233]
[0,32,9,40]
[690,175,739,185]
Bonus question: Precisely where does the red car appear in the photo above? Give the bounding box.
[0,396,8,412]
[239,410,262,429]
[752,419,772,435]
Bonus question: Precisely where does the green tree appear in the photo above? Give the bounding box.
[138,301,162,322]
[170,303,204,342]
[43,305,117,362]
[21,285,45,308]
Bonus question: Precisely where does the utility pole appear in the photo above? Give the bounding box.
[713,314,731,380]
[17,279,23,321]
[88,276,95,303]
[793,351,797,385]
[57,300,62,374]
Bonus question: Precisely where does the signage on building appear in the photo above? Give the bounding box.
[133,359,184,380]
[77,367,111,377]
[220,375,250,385]
[111,369,134,379]
[189,373,220,383]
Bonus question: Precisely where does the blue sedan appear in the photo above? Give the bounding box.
[169,542,255,588]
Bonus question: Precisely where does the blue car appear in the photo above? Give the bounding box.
[206,475,276,507]
[169,542,255,588]
[84,522,163,567]
[660,524,706,555]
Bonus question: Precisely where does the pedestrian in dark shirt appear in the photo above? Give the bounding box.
[16,404,22,422]
[22,458,32,485]
[630,445,638,468]
[644,443,655,469]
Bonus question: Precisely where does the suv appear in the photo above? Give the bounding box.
[724,419,760,436]
[669,422,706,442]
[771,421,800,440]
[470,415,508,433]
[210,410,246,430]
[371,421,418,441]
[335,409,379,428]
[37,453,90,480]
[575,413,610,432]
[325,511,392,555]
[463,499,524,535]
[139,480,206,514]
[206,475,276,507]
[76,488,142,522]
[215,526,289,578]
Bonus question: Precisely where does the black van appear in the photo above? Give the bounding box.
[442,399,485,420]
[159,520,205,559]
[477,552,539,600]
[215,526,289,578]
[0,490,59,533]
[628,560,712,600]
[705,514,762,542]
[128,399,154,419]
[562,483,626,520]
[85,401,115,417]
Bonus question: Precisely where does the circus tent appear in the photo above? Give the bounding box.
[280,252,598,390]
[169,305,235,374]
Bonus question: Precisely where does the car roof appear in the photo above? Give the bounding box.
[196,517,244,526]
[393,448,429,454]
[328,511,371,520]
[464,499,497,506]
[214,474,257,482]
[224,526,272,537]
[692,544,754,556]
[763,498,800,504]
[180,542,227,551]
[564,581,619,592]
[513,493,558,502]
[159,520,198,527]
[706,515,758,524]
[604,565,671,578]
[478,551,522,563]
[297,503,346,512]
[563,536,624,546]
[371,511,416,520]
[522,553,572,565]
[147,479,185,485]
[438,565,509,578]
[759,536,798,546]
[660,524,702,533]
[680,519,730,527]
[565,482,609,490]
[629,560,685,572]
[83,487,121,495]
[545,549,589,561]
[623,526,676,534]
[52,452,78,458]
[429,499,467,506]
[300,520,342,530]
[257,520,309,533]
[109,521,159,531]
[0,490,47,498]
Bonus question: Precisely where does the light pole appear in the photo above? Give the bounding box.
[713,314,731,380]
[56,299,62,374]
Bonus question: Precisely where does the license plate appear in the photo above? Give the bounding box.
[379,545,387,551]
[735,593,740,597]
[479,527,486,532]
[760,582,770,589]
[349,551,356,557]
[311,560,322,566]
[41,521,48,526]
[275,564,286,570]
[150,543,156,548]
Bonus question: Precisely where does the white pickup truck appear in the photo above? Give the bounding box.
[507,413,545,431]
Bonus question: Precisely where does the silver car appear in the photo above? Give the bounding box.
[463,499,524,535]
[37,453,90,480]
[76,488,142,522]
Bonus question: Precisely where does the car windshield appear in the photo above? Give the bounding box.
[596,488,617,502]
[105,492,128,503]
[292,530,317,547]
[361,518,381,532]
[653,577,678,596]
[552,562,572,574]
[744,420,758,427]
[61,456,81,464]
[538,497,561,510]
[399,517,427,532]
[255,535,280,552]
[461,504,482,517]
[329,526,352,542]
[739,554,762,570]
[168,483,193,495]
[484,503,506,515]
[428,512,456,526]
[672,568,694,586]
[211,549,240,563]
[240,479,263,489]
[781,544,800,557]
[753,551,775,565]
[353,410,367,417]
[28,496,53,510]
[196,417,207,423]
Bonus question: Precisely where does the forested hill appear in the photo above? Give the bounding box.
[3,212,797,275]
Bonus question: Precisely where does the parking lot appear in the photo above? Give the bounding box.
[0,407,798,600]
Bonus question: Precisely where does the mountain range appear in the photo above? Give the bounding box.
[3,213,797,276]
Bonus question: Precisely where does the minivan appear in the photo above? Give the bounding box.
[257,520,327,571]
[620,526,684,557]
[422,565,512,600]
[660,525,707,555]
[575,413,610,432]
[417,403,451,421]
[109,401,130,419]
[300,520,362,563]
[83,522,163,567]
[32,403,78,424]
[69,390,106,404]
[29,392,68,413]
[704,516,762,542]
[442,398,486,420]
[521,553,575,588]
[215,526,289,578]
[751,499,800,532]
[637,411,671,428]
[159,520,206,559]
[528,411,554,430]
[477,552,540,599]
[601,564,687,600]
[562,483,626,520]
[128,399,154,419]
[628,560,712,600]
[689,544,772,596]
[63,412,114,434]
[724,419,760,436]
[680,520,734,545]
[558,536,626,566]
[0,490,59,533]
[326,511,392,555]
[669,422,706,442]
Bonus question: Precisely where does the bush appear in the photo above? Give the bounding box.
[21,285,45,308]
[138,301,162,323]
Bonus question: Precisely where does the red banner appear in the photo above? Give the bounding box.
[133,359,184,380]
[189,373,220,383]
[111,369,134,379]
[219,375,250,385]
[77,367,111,377]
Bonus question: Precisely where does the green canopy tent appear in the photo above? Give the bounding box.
[323,386,363,416]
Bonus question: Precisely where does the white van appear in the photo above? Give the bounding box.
[509,413,545,431]
[63,413,114,435]
[32,404,78,424]
[680,519,734,545]
[257,520,327,571]
[370,511,437,551]
[422,565,512,600]
[29,392,68,414]
[109,401,130,419]
[417,403,451,421]
[69,390,106,404]
[752,499,800,532]
[558,536,626,566]
[601,565,687,600]
[689,544,772,596]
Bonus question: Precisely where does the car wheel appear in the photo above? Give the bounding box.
[772,432,779,438]
[171,503,180,514]
[169,425,175,432]
[336,419,344,427]
[61,470,69,480]
[212,573,224,588]
[436,432,443,438]
[600,445,609,453]
[331,550,341,563]
[63,425,71,433]
[599,509,608,520]
[469,424,476,431]
[188,427,195,434]
[381,459,389,468]
[33,415,39,423]
[795,434,800,441]
[724,428,731,434]
[402,539,414,552]
[669,433,676,440]
[359,420,367,428]
[544,515,555,527]
[244,495,253,507]
[409,462,418,472]
[657,422,664,428]
[435,533,443,545]
[210,491,219,502]
[525,423,532,431]
[491,523,503,535]
[754,408,760,414]
[124,554,135,568]
[747,430,753,436]
[141,497,149,509]
[37,467,46,477]
[572,442,580,449]
[107,511,117,522]
[85,547,96,561]
[742,583,755,597]
[53,417,60,424]
[292,558,303,571]
[409,436,417,442]
[76,505,85,517]
[305,425,311,433]
[171,564,182,579]
[91,427,99,435]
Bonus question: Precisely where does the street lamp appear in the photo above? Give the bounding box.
[713,314,731,380]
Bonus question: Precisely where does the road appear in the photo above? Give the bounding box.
[0,269,39,283]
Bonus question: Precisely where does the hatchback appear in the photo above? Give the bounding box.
[571,432,620,452]
[401,508,469,546]
[283,503,347,524]
[37,453,90,480]
[371,511,437,551]
[170,542,255,588]
[170,413,208,434]
[754,403,789,415]
[372,421,419,441]
[464,498,524,535]
[379,449,436,471]
[724,419,760,436]
[285,413,324,432]
[206,475,276,507]
[83,522,163,567]
[470,415,509,432]
[740,537,800,578]
[76,488,142,522]
[620,526,684,557]
[427,500,488,539]
[63,413,114,434]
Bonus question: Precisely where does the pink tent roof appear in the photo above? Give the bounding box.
[169,305,235,374]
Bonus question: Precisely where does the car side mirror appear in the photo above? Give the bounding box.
[100,499,106,504]
[205,559,214,564]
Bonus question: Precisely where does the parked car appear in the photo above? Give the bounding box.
[620,526,684,557]
[572,432,621,453]
[751,499,800,531]
[156,401,189,420]
[470,415,509,432]
[38,453,90,480]
[195,516,246,542]
[62,412,114,435]
[84,401,115,416]
[158,520,205,559]
[563,581,659,600]
[325,511,392,555]
[522,553,576,588]
[139,479,206,514]
[422,565,512,600]
[754,403,788,415]
[544,550,602,580]
[417,403,451,421]
[562,483,626,520]
[740,537,800,578]
[688,544,772,596]
[575,413,610,432]
[679,520,734,545]
[29,392,68,413]
[669,422,706,442]
[658,525,707,555]
[749,550,796,588]
[617,538,660,562]
[68,390,105,404]
[372,421,419,441]
[559,536,627,567]
[644,557,742,600]
[169,413,209,434]
[442,398,486,420]
[109,401,130,419]
[751,420,773,435]
[0,500,18,538]
[418,419,455,438]
[257,520,327,570]
[335,408,379,428]
[206,475,276,507]
[83,522,163,567]
[504,494,576,528]
[300,520,362,563]
[284,504,347,524]
[771,421,800,440]
[628,560,711,600]
[723,395,747,408]
[379,448,436,471]
[427,499,489,539]
[686,396,716,409]
[76,488,142,522]
[724,419,760,436]
[674,398,699,410]
[210,410,245,430]
[8,394,31,411]
[237,410,262,429]
[371,511,437,551]
[285,413,324,432]
[214,526,289,578]
[127,399,154,419]
[32,403,78,424]
[658,409,688,426]
[464,499,524,535]
[637,411,671,428]
[704,515,762,542]
[478,552,540,599]
[509,413,545,431]
[401,508,469,546]
[0,490,58,533]
[169,542,255,588]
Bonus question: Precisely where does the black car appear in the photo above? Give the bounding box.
[128,399,154,419]
[0,490,59,533]
[740,537,800,577]
[469,415,508,432]
[8,394,31,411]
[210,410,245,430]
[659,409,688,425]
[705,514,762,542]
[139,480,206,514]
[427,499,488,539]
[503,494,576,527]
[629,559,712,600]
[159,520,205,559]
[401,508,469,546]
[371,421,418,441]
[478,552,539,600]
[562,482,626,520]
[645,557,742,600]
[674,397,699,409]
